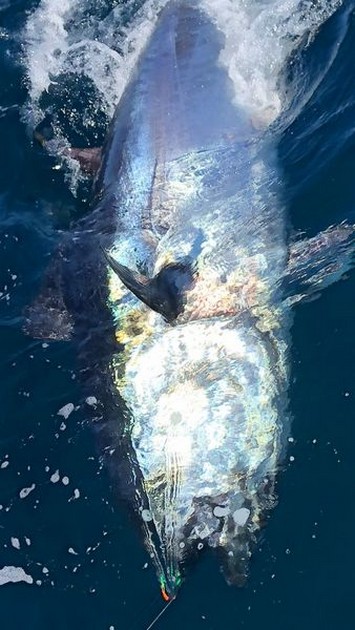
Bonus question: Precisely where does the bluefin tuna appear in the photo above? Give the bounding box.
[27,1,355,601]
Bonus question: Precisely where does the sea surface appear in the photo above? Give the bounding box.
[0,0,355,628]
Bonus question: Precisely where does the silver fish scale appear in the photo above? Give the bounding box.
[123,316,287,528]
[100,4,291,591]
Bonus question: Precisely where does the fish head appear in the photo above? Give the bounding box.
[123,313,285,594]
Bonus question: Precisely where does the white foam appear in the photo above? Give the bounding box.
[233,507,250,526]
[10,537,20,550]
[57,403,74,419]
[141,509,153,522]
[24,0,72,125]
[50,470,60,483]
[24,0,167,125]
[201,0,342,125]
[24,0,342,137]
[0,566,33,586]
[19,483,36,499]
[213,506,229,518]
[85,396,97,407]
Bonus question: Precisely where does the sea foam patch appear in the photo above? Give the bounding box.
[0,566,33,586]
[201,0,343,124]
[23,0,342,137]
[24,0,168,125]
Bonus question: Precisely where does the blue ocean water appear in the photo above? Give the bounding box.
[0,1,355,629]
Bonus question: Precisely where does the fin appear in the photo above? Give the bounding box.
[219,539,251,587]
[103,250,193,322]
[284,223,355,305]
[33,115,101,175]
[23,254,74,341]
[65,147,102,175]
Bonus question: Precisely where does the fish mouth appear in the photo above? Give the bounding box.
[159,571,182,601]
[138,503,183,600]
[151,540,183,600]
[155,535,182,600]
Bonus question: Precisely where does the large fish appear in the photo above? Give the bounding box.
[27,1,355,601]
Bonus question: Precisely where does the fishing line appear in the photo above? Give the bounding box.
[126,586,163,630]
[145,597,175,630]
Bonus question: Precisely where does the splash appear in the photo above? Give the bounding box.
[24,0,168,127]
[23,0,343,137]
[201,0,343,125]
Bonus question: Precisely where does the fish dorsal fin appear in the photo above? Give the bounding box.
[103,250,193,322]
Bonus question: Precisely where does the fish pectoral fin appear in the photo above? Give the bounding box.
[23,254,74,341]
[103,250,194,321]
[284,223,355,305]
[66,147,102,175]
[33,115,102,176]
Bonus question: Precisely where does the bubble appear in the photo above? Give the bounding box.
[233,507,250,526]
[10,538,20,550]
[213,505,229,518]
[141,509,153,522]
[0,567,33,585]
[19,484,36,499]
[50,470,60,483]
[57,403,74,419]
[85,396,98,406]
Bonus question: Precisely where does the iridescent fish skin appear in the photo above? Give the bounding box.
[25,0,355,603]
[100,2,290,597]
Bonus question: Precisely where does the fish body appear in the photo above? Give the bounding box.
[27,0,355,601]
[99,2,290,597]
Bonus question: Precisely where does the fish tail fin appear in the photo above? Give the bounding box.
[219,538,251,587]
[23,251,73,341]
